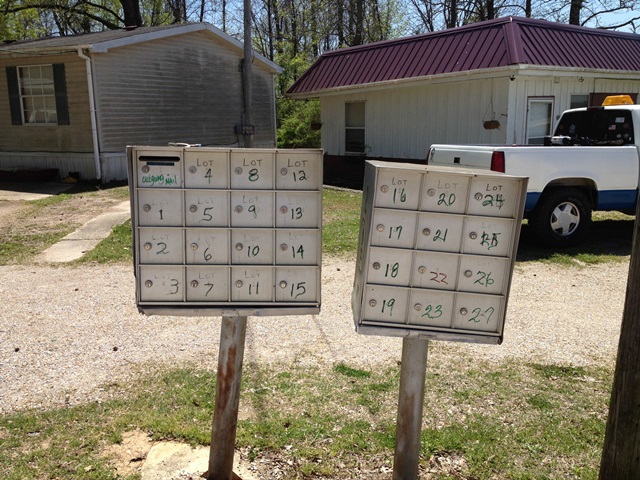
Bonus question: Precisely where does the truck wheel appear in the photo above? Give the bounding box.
[529,188,592,247]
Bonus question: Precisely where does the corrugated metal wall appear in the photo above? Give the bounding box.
[320,76,510,159]
[92,31,276,154]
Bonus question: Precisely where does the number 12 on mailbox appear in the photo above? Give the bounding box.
[352,160,527,344]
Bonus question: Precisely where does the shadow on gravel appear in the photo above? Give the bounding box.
[517,218,635,262]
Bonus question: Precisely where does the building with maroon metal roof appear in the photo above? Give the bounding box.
[288,17,640,187]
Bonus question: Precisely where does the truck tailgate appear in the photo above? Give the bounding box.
[428,144,497,169]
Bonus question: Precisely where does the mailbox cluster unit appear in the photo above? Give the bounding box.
[128,146,323,316]
[353,161,527,344]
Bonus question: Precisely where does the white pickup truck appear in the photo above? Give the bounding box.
[427,96,640,246]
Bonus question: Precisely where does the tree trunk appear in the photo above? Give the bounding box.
[569,0,582,25]
[120,0,142,26]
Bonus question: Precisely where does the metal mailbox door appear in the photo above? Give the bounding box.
[420,173,470,214]
[363,286,410,323]
[138,228,184,264]
[137,190,183,226]
[275,267,319,302]
[408,290,455,328]
[462,217,515,257]
[185,228,229,265]
[185,191,229,227]
[230,150,275,189]
[275,192,321,228]
[275,229,320,265]
[415,212,464,253]
[374,170,422,210]
[370,209,417,249]
[230,191,274,227]
[457,255,509,295]
[276,152,322,190]
[186,266,230,302]
[139,266,184,302]
[411,251,459,291]
[366,247,413,286]
[231,267,274,302]
[136,149,183,188]
[184,150,229,189]
[467,177,521,218]
[453,293,504,333]
[231,229,274,265]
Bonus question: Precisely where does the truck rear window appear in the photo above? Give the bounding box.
[554,109,634,145]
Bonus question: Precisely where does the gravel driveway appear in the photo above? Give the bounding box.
[0,257,627,414]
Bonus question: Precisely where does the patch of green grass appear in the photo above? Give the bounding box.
[0,359,612,479]
[78,220,133,264]
[0,230,72,264]
[322,187,362,256]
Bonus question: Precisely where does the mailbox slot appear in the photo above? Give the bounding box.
[462,216,515,257]
[363,285,410,323]
[184,150,229,189]
[276,151,322,190]
[230,150,275,190]
[185,228,229,265]
[231,267,274,302]
[186,267,230,301]
[137,150,183,188]
[408,290,455,328]
[275,229,321,265]
[139,266,184,302]
[230,191,274,227]
[370,209,417,249]
[374,170,422,210]
[137,190,183,226]
[138,228,184,264]
[231,229,274,265]
[420,172,470,214]
[366,247,413,286]
[275,192,321,228]
[185,191,229,227]
[453,293,504,333]
[415,212,464,253]
[275,267,320,302]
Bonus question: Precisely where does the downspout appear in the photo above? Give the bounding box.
[77,48,102,181]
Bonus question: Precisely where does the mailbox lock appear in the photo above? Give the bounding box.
[372,262,381,270]
[190,243,198,251]
[188,166,197,174]
[141,165,150,173]
[235,243,244,251]
[190,205,198,213]
[144,280,153,288]
[143,242,152,251]
[279,281,288,289]
[280,206,289,214]
[280,167,288,176]
[191,280,199,288]
[143,204,151,212]
[464,270,473,278]
[427,188,436,197]
[418,266,426,274]
[235,167,243,175]
[235,280,243,288]
[469,231,478,240]
[380,185,389,193]
[369,299,377,307]
[422,228,431,236]
[376,224,385,232]
[460,307,468,315]
[234,205,243,214]
[414,303,422,312]
[474,192,484,201]
[280,243,288,251]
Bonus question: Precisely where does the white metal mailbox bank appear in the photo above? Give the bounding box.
[352,160,527,344]
[128,146,323,316]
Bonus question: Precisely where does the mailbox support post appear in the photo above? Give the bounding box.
[393,337,429,480]
[208,316,247,480]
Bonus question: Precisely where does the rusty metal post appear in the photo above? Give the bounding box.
[393,337,429,480]
[208,316,247,480]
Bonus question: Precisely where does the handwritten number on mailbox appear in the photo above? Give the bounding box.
[469,306,495,324]
[292,245,304,259]
[474,271,494,288]
[157,242,169,255]
[201,207,214,223]
[204,248,212,262]
[393,188,407,204]
[205,168,213,184]
[385,263,399,278]
[438,193,456,207]
[388,226,403,240]
[294,171,307,182]
[247,245,260,258]
[168,278,179,295]
[159,209,164,221]
[291,207,303,220]
[290,282,307,299]
[248,205,257,218]
[433,229,448,242]
[205,283,215,296]
[248,282,259,295]
[430,271,448,285]
[382,298,395,316]
[422,304,443,319]
[248,168,259,182]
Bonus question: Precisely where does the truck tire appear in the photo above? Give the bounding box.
[529,188,592,247]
